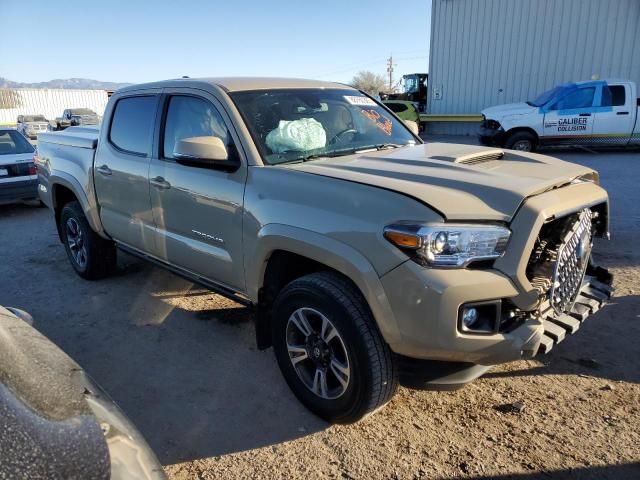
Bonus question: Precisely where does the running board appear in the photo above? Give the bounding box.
[115,243,253,307]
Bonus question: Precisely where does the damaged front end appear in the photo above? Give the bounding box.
[516,205,614,355]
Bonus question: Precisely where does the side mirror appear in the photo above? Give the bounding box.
[404,120,420,136]
[174,136,239,171]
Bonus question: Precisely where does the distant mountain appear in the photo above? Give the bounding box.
[0,77,132,90]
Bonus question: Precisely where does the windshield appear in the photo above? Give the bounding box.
[403,76,419,93]
[527,86,565,107]
[70,108,96,115]
[0,130,35,155]
[230,89,417,165]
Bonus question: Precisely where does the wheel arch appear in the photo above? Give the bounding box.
[247,224,401,349]
[50,173,106,238]
[503,127,539,145]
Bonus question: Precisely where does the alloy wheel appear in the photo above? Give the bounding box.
[285,307,351,399]
[66,217,87,269]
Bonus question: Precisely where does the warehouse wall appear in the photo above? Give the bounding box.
[427,0,640,134]
[0,89,109,125]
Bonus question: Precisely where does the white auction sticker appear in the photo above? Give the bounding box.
[343,95,377,106]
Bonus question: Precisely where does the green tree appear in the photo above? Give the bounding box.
[350,71,387,96]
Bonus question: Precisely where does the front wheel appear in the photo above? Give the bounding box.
[59,201,116,280]
[504,131,537,152]
[271,272,398,423]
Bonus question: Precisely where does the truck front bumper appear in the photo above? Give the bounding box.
[383,260,613,389]
[478,126,506,147]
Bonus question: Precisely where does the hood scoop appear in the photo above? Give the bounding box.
[427,146,505,165]
[453,148,505,165]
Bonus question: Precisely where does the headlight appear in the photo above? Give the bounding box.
[571,172,599,185]
[384,223,511,267]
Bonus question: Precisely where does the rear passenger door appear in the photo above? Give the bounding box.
[148,88,247,292]
[94,93,160,252]
[592,83,634,145]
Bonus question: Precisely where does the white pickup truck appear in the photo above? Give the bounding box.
[479,79,640,151]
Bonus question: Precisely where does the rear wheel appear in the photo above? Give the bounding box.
[271,272,398,423]
[59,201,116,280]
[505,131,537,152]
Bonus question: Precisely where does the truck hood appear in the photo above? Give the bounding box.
[285,143,595,222]
[482,102,537,119]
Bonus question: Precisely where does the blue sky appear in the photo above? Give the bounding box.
[2,0,431,85]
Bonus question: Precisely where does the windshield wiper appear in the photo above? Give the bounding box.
[354,143,407,153]
[375,143,406,150]
[300,148,360,162]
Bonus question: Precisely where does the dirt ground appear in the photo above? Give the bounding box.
[0,143,638,479]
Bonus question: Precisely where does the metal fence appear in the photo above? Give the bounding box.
[0,89,109,126]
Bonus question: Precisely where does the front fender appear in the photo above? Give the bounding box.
[245,224,403,346]
[500,114,543,137]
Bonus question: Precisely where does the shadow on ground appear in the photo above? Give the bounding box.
[67,257,328,465]
[484,293,640,385]
[448,462,640,480]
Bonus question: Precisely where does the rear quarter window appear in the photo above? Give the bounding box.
[109,96,158,155]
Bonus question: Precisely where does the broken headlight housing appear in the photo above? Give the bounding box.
[384,223,511,268]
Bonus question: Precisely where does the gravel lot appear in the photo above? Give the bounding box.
[1,140,638,479]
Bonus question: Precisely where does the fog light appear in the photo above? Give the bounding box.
[462,307,479,328]
[459,300,502,334]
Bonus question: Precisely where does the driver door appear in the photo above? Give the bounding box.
[542,86,595,144]
[148,89,247,292]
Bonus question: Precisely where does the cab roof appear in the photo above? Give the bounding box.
[118,77,355,94]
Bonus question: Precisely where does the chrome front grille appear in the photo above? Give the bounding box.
[549,209,593,314]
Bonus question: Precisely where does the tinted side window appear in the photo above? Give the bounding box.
[552,87,595,110]
[109,96,158,155]
[163,95,231,159]
[602,85,626,107]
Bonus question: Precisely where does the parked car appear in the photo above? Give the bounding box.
[0,305,166,479]
[479,79,640,151]
[37,77,613,423]
[53,108,100,131]
[0,128,39,205]
[16,114,49,139]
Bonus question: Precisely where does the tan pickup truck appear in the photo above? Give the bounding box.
[36,78,613,423]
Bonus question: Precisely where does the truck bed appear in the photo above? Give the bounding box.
[38,126,100,149]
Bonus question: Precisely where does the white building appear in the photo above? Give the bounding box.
[426,0,640,134]
[0,89,109,126]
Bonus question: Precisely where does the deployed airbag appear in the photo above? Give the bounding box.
[266,118,326,153]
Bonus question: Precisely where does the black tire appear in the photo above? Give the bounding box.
[504,131,537,152]
[271,272,398,423]
[59,201,116,280]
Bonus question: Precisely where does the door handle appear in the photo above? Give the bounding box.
[579,113,591,117]
[150,176,171,190]
[617,111,629,115]
[96,165,112,176]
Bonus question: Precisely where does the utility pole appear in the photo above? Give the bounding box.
[386,55,395,93]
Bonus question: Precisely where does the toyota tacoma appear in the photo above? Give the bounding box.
[36,77,613,423]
